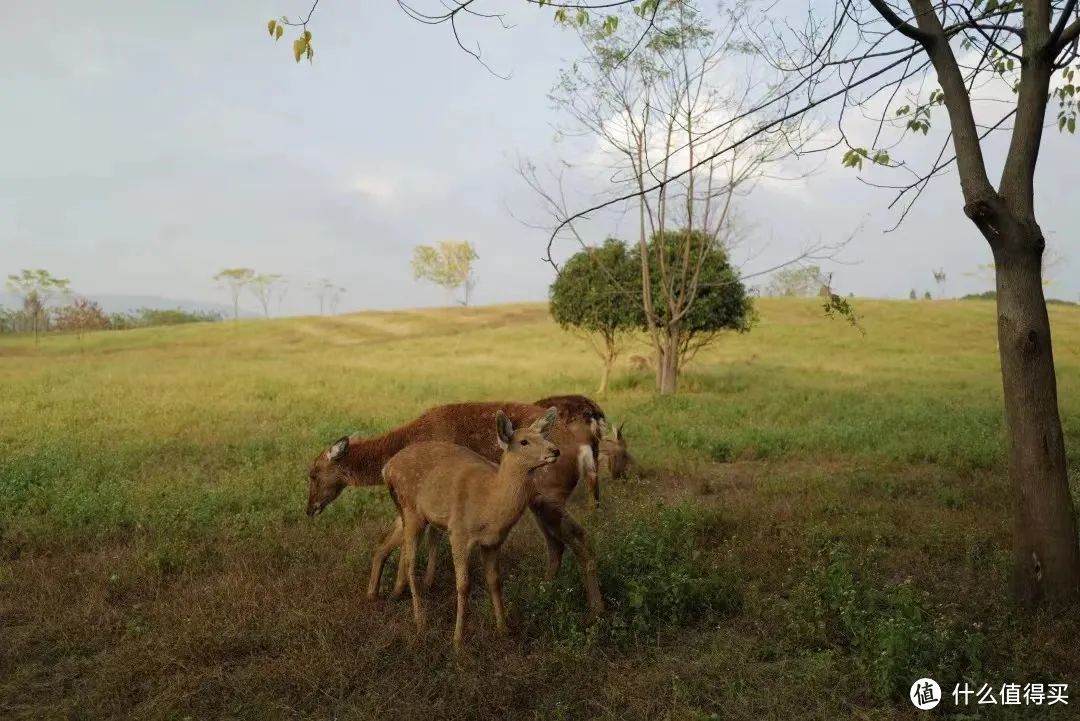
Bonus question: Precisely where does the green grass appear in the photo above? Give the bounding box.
[1,298,1078,720]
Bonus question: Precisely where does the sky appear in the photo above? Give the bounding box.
[3,0,1078,316]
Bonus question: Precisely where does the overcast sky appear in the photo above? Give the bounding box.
[4,0,1078,315]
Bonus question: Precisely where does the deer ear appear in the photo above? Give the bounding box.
[496,411,514,450]
[328,436,350,461]
[532,407,558,436]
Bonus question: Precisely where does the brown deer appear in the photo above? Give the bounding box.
[306,401,605,616]
[383,408,560,646]
[533,393,607,507]
[599,421,631,480]
[537,394,632,487]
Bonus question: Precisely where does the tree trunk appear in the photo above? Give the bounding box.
[992,235,1080,605]
[598,361,610,397]
[657,329,680,395]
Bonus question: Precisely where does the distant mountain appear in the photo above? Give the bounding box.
[0,292,257,317]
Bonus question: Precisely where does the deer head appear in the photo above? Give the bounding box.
[306,436,352,516]
[495,407,560,470]
[600,421,631,479]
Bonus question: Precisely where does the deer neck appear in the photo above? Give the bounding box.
[341,427,411,487]
[489,456,539,527]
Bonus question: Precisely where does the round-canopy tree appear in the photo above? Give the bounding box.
[635,229,755,392]
[549,238,643,395]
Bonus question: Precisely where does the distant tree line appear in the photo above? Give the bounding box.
[2,268,223,341]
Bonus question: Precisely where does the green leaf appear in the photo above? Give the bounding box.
[985,0,999,13]
[306,43,314,62]
[872,150,890,165]
[555,7,568,23]
[275,24,284,41]
[267,19,277,37]
[1070,117,1077,134]
[293,37,307,63]
[575,8,589,26]
[1006,58,1014,71]
[303,30,312,41]
[895,104,910,116]
[1058,116,1066,130]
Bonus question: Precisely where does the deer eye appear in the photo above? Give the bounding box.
[519,439,529,446]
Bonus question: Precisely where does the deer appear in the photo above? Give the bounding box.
[533,393,608,507]
[373,395,630,595]
[383,408,560,647]
[306,401,605,617]
[536,394,632,487]
[599,421,631,480]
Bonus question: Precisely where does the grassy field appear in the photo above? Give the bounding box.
[2,298,1078,720]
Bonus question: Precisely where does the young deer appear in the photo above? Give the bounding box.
[307,401,604,616]
[383,408,560,647]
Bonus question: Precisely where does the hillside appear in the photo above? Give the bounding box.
[2,298,1078,720]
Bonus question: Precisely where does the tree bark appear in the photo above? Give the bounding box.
[991,234,1080,604]
[598,360,611,397]
[658,329,680,395]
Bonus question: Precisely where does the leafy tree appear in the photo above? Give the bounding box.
[767,265,830,297]
[634,229,754,386]
[535,0,1080,603]
[274,0,1080,602]
[0,306,18,334]
[550,239,644,395]
[523,2,815,393]
[923,291,932,301]
[248,273,286,318]
[53,297,109,350]
[909,289,917,300]
[5,269,71,343]
[411,241,479,306]
[213,268,255,321]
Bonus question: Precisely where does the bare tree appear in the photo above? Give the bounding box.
[527,3,826,393]
[273,277,290,317]
[328,285,345,315]
[271,0,1080,602]
[933,268,947,299]
[540,0,1080,603]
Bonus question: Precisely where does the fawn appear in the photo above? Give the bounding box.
[307,401,604,616]
[381,407,560,647]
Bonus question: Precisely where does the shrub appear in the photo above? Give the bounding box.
[815,544,987,700]
[511,504,742,648]
[109,307,223,329]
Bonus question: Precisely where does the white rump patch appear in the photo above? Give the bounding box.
[577,444,596,481]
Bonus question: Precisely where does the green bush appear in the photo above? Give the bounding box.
[816,544,987,700]
[511,504,742,647]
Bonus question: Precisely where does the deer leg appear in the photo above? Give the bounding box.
[401,515,425,633]
[529,506,565,581]
[423,526,442,591]
[367,516,404,600]
[451,534,472,649]
[585,462,600,509]
[534,502,605,618]
[481,546,508,636]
